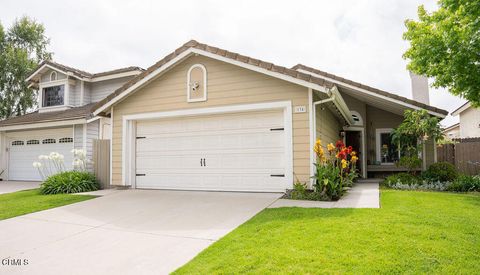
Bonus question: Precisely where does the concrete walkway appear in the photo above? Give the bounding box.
[0,181,41,194]
[269,181,380,209]
[0,189,281,275]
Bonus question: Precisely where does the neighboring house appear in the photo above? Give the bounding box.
[0,61,144,181]
[442,123,460,140]
[0,40,448,191]
[450,102,480,138]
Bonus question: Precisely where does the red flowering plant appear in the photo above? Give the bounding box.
[313,139,358,200]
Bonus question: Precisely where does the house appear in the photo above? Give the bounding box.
[0,40,448,191]
[450,102,480,138]
[0,61,144,181]
[442,123,460,140]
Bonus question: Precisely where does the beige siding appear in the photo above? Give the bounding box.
[40,69,67,83]
[314,96,342,147]
[459,107,480,138]
[111,55,311,185]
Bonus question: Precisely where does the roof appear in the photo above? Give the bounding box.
[27,60,144,82]
[0,103,96,127]
[292,64,448,116]
[442,123,460,133]
[451,101,471,116]
[93,40,337,113]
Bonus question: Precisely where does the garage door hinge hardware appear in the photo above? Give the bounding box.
[136,173,146,176]
[270,128,284,131]
[270,174,285,177]
[136,136,146,139]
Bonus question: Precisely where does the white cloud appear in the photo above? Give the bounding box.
[0,0,465,125]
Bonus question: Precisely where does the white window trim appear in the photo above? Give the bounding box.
[50,71,57,81]
[375,128,398,165]
[186,64,207,102]
[39,79,69,108]
[121,101,293,189]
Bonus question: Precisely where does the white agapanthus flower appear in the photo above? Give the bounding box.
[38,155,49,160]
[32,162,42,168]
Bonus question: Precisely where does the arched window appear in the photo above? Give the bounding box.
[351,111,363,126]
[59,137,73,143]
[27,140,40,145]
[187,64,207,102]
[42,138,56,144]
[50,71,57,81]
[11,140,24,146]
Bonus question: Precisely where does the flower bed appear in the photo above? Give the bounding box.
[285,139,359,201]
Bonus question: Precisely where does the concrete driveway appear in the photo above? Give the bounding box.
[0,181,41,194]
[0,189,281,275]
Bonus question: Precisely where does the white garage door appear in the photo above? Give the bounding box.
[7,128,74,181]
[135,110,287,192]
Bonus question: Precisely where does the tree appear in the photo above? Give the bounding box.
[392,110,443,174]
[0,16,52,119]
[403,0,480,106]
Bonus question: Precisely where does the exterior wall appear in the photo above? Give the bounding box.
[40,69,67,82]
[111,55,310,186]
[365,105,403,164]
[443,126,460,139]
[459,107,480,138]
[314,95,342,147]
[0,132,6,180]
[86,120,100,170]
[341,92,366,126]
[90,76,135,103]
[73,124,84,150]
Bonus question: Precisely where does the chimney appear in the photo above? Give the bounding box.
[409,71,430,105]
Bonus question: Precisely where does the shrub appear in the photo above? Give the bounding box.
[446,175,480,192]
[290,181,308,200]
[383,172,420,187]
[422,162,458,183]
[40,171,99,194]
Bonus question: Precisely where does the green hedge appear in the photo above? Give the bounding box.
[40,171,100,194]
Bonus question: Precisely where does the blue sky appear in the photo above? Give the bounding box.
[1,0,465,126]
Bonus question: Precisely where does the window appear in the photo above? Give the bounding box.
[27,140,40,145]
[59,137,73,143]
[42,85,65,107]
[50,71,57,81]
[11,140,24,146]
[42,138,56,144]
[376,129,399,164]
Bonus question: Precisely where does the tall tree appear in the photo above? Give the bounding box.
[0,16,52,119]
[403,0,480,106]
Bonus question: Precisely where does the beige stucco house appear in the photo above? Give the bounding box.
[0,40,448,191]
[450,102,480,138]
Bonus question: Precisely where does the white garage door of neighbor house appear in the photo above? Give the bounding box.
[8,128,74,181]
[135,110,288,192]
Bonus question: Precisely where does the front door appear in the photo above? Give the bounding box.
[345,130,362,175]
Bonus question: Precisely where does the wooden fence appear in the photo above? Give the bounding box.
[93,139,110,189]
[437,138,480,175]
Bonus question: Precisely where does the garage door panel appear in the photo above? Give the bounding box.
[7,129,74,181]
[135,110,287,192]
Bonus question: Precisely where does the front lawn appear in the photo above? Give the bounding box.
[0,189,96,220]
[175,190,480,274]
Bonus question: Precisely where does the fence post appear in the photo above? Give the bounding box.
[93,139,110,189]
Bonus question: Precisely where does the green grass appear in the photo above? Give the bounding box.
[0,189,96,220]
[175,190,480,274]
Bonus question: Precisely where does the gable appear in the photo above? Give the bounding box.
[40,69,67,83]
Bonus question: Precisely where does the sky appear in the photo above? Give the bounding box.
[1,0,466,126]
